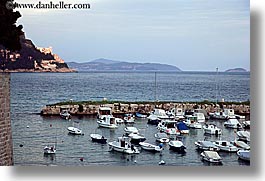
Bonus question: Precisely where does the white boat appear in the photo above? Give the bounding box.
[97,107,112,119]
[154,132,170,143]
[67,121,83,135]
[242,121,250,129]
[194,141,220,151]
[237,150,250,161]
[194,112,205,123]
[124,113,135,123]
[152,109,170,119]
[97,115,118,129]
[224,118,242,129]
[60,110,71,120]
[128,132,146,144]
[236,130,250,142]
[139,142,163,152]
[233,140,250,150]
[43,145,56,154]
[108,136,140,154]
[115,118,124,124]
[157,120,180,135]
[147,114,161,125]
[124,126,139,134]
[135,112,147,118]
[213,140,238,152]
[90,133,107,144]
[201,151,222,163]
[168,140,186,152]
[166,108,185,120]
[203,124,222,135]
[183,115,202,129]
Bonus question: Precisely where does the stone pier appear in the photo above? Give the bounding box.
[0,73,13,166]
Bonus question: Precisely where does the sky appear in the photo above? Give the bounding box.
[17,0,250,71]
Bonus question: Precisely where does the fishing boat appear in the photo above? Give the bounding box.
[67,121,83,135]
[157,120,180,135]
[213,140,238,152]
[135,112,147,118]
[183,115,202,129]
[154,132,170,143]
[128,132,146,144]
[139,142,163,152]
[224,118,242,129]
[108,136,140,154]
[124,126,139,135]
[90,133,107,144]
[97,115,118,129]
[203,124,222,135]
[168,140,186,153]
[194,141,220,151]
[60,110,71,120]
[201,151,222,163]
[237,150,250,162]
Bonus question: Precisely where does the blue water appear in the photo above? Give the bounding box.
[10,72,250,166]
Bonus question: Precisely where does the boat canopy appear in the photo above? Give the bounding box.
[177,122,189,130]
[204,151,221,159]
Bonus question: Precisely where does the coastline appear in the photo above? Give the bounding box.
[0,68,77,73]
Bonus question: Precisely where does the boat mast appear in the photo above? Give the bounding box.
[155,72,157,105]
[215,67,219,104]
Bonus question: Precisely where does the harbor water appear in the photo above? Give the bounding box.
[10,72,250,166]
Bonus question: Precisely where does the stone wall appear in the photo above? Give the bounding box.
[0,73,13,166]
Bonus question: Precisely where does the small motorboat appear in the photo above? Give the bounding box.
[43,145,56,154]
[213,140,238,152]
[203,124,222,135]
[108,136,140,154]
[237,150,250,162]
[90,134,107,144]
[157,120,180,135]
[128,132,146,144]
[115,118,124,124]
[236,130,250,142]
[124,113,135,124]
[201,151,222,163]
[67,121,83,135]
[139,142,163,152]
[124,126,139,135]
[60,110,71,120]
[176,122,189,134]
[224,118,242,129]
[154,132,170,143]
[147,115,161,125]
[242,121,250,129]
[183,115,202,129]
[194,141,220,151]
[168,140,186,153]
[136,112,147,118]
[233,140,250,150]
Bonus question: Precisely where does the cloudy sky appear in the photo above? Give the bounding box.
[17,0,249,71]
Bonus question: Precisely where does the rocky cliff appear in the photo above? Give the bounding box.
[0,34,75,72]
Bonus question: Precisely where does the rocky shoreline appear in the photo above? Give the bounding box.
[0,68,76,73]
[41,101,250,117]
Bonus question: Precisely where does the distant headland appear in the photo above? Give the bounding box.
[225,68,248,73]
[67,58,182,72]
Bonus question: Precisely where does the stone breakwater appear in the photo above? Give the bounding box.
[41,102,250,116]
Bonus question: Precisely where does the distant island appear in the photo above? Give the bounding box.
[225,68,248,72]
[67,58,181,72]
[0,34,75,73]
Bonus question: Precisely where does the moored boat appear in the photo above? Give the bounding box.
[203,124,222,135]
[168,140,186,153]
[157,120,180,135]
[43,145,56,154]
[124,126,139,135]
[135,112,147,118]
[67,121,83,135]
[213,140,238,152]
[224,118,242,129]
[154,132,170,143]
[139,142,163,152]
[90,134,107,144]
[108,136,140,154]
[237,150,250,162]
[195,141,220,151]
[97,115,118,129]
[201,151,222,163]
[176,122,189,134]
[60,110,71,120]
[128,132,146,144]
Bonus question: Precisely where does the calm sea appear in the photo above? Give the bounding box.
[10,71,250,166]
